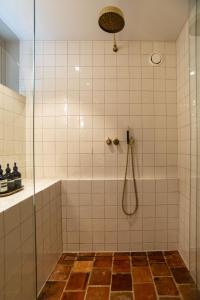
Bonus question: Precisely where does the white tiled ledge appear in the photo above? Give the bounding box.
[63,177,178,181]
[0,178,59,213]
[0,177,178,213]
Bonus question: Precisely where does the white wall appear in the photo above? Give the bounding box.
[20,39,179,253]
[20,40,178,181]
[62,178,179,252]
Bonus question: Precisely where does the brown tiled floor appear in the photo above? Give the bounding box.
[38,251,200,300]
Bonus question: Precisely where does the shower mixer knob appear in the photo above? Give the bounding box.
[113,138,119,145]
[106,138,112,145]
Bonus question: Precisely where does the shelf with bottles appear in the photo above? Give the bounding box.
[0,163,23,197]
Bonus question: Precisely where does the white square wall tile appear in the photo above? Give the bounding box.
[21,37,180,253]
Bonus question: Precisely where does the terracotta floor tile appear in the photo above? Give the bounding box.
[132,256,148,266]
[159,297,181,300]
[114,252,130,259]
[179,284,200,300]
[148,251,165,263]
[132,266,152,283]
[134,283,157,300]
[113,259,131,273]
[85,287,110,300]
[49,264,71,281]
[61,253,77,261]
[94,256,112,268]
[110,292,134,300]
[58,256,75,266]
[111,274,132,291]
[73,261,93,272]
[89,268,111,285]
[38,251,197,300]
[66,272,89,290]
[61,291,85,300]
[150,263,170,276]
[38,281,65,300]
[164,251,185,268]
[63,260,75,266]
[171,267,194,284]
[131,252,147,257]
[79,252,95,257]
[96,252,113,256]
[77,256,94,261]
[164,250,179,257]
[154,277,179,296]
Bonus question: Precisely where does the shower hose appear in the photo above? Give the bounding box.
[122,138,139,216]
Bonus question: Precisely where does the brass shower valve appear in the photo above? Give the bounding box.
[106,138,112,145]
[113,138,120,145]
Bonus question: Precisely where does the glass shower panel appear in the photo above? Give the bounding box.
[0,1,36,299]
[189,0,198,282]
[196,0,200,288]
[190,0,200,288]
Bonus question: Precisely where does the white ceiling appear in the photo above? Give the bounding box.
[0,0,189,41]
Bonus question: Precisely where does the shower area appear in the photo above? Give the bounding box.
[0,0,200,299]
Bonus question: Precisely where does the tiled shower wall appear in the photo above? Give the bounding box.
[35,181,62,294]
[0,84,26,177]
[20,40,179,252]
[20,40,178,180]
[0,181,62,300]
[62,179,179,252]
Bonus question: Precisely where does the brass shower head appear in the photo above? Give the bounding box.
[98,6,125,52]
[98,6,125,34]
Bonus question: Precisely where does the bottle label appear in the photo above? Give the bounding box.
[15,178,22,189]
[0,180,8,193]
[8,179,15,191]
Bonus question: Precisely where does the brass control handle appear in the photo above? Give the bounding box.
[106,138,112,145]
[113,138,119,145]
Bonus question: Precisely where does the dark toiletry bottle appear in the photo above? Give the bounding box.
[13,162,22,189]
[5,164,15,191]
[0,165,8,194]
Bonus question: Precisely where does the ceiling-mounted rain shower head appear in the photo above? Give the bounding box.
[98,6,125,33]
[98,6,125,52]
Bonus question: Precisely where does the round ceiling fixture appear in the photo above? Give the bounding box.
[150,53,162,65]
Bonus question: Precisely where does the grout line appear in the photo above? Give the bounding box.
[83,264,92,300]
[58,254,77,300]
[147,252,159,300]
[109,252,114,299]
[129,253,135,299]
[163,252,184,300]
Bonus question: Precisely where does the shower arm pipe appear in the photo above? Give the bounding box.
[113,33,118,52]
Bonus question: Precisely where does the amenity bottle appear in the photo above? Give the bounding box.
[5,163,15,191]
[13,162,22,189]
[0,165,8,194]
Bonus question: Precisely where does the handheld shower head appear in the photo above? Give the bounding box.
[127,130,130,145]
